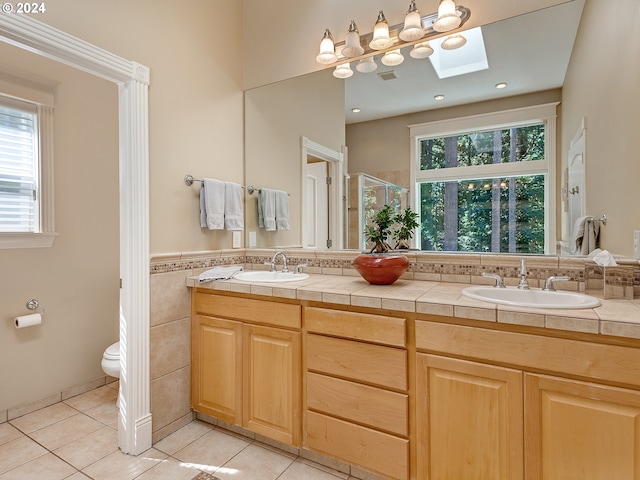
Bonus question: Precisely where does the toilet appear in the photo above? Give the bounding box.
[101,341,121,379]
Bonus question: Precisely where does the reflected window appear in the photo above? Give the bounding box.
[411,104,556,254]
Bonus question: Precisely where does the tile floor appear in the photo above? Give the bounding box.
[0,383,367,480]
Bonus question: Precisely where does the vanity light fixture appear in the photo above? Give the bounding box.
[441,33,467,50]
[495,82,508,89]
[315,2,471,77]
[342,21,365,57]
[433,0,462,32]
[399,0,425,42]
[333,62,354,79]
[316,29,338,64]
[370,11,393,50]
[381,49,405,67]
[434,94,445,101]
[356,56,378,73]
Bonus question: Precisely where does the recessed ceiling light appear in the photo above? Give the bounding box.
[351,107,361,113]
[434,94,445,101]
[495,82,507,89]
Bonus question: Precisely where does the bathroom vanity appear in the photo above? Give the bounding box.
[189,274,640,480]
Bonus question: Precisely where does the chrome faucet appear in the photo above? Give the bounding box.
[482,272,505,288]
[269,251,288,273]
[518,259,530,290]
[542,275,570,291]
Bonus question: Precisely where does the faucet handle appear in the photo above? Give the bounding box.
[263,261,276,272]
[294,263,307,274]
[542,275,570,291]
[482,272,506,288]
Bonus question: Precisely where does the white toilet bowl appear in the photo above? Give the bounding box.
[101,341,120,378]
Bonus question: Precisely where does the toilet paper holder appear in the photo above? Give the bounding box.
[26,299,45,316]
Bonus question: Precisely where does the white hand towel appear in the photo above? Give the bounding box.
[203,178,225,230]
[224,181,244,231]
[573,215,600,254]
[275,190,290,231]
[198,265,243,282]
[259,188,277,231]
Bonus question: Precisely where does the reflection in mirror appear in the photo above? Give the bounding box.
[245,0,640,257]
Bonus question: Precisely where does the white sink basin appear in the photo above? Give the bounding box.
[462,286,601,309]
[234,271,309,283]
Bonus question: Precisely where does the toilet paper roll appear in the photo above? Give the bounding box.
[14,313,42,329]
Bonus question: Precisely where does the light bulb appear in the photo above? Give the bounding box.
[399,0,425,42]
[369,11,393,50]
[356,56,378,73]
[410,42,434,59]
[381,50,404,67]
[342,20,364,57]
[433,0,461,32]
[441,33,466,50]
[333,63,354,79]
[316,29,338,64]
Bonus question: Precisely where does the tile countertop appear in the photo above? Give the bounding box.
[186,273,640,340]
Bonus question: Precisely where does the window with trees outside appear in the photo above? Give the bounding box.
[410,104,557,254]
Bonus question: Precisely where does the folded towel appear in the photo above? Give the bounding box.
[224,181,244,231]
[275,190,290,231]
[592,249,618,266]
[259,188,277,231]
[198,265,243,282]
[202,178,225,230]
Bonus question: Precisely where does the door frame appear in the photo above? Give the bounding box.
[300,137,343,249]
[0,15,151,454]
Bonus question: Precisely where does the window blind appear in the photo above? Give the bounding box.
[0,99,39,233]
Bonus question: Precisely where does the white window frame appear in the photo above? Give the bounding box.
[0,83,56,248]
[409,103,558,254]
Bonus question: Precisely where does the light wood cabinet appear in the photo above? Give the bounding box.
[304,306,409,480]
[525,373,640,480]
[415,354,523,480]
[191,292,302,446]
[191,315,242,423]
[243,324,301,446]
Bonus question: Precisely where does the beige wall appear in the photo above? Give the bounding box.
[244,69,345,247]
[40,0,245,255]
[0,0,244,417]
[561,0,640,256]
[243,0,572,90]
[0,43,119,412]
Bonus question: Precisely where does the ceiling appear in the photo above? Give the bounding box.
[345,1,585,124]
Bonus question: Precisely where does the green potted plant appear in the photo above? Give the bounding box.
[393,207,420,250]
[353,204,418,285]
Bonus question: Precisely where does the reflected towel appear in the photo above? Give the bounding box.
[201,178,225,230]
[224,181,244,231]
[573,215,600,254]
[275,190,290,231]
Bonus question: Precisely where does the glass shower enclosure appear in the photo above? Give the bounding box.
[347,173,409,251]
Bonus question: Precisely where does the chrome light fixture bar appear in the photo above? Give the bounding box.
[317,3,471,70]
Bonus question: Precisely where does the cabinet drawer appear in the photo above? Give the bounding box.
[305,306,406,347]
[307,372,408,436]
[194,292,301,329]
[306,411,408,480]
[306,334,407,391]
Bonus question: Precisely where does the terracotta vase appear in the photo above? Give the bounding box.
[352,253,410,285]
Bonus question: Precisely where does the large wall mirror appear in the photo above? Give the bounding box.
[245,0,640,257]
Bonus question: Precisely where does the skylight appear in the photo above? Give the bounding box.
[428,27,488,79]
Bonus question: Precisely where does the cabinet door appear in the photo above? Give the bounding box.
[191,315,242,424]
[416,354,523,480]
[243,324,301,446]
[525,373,640,480]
